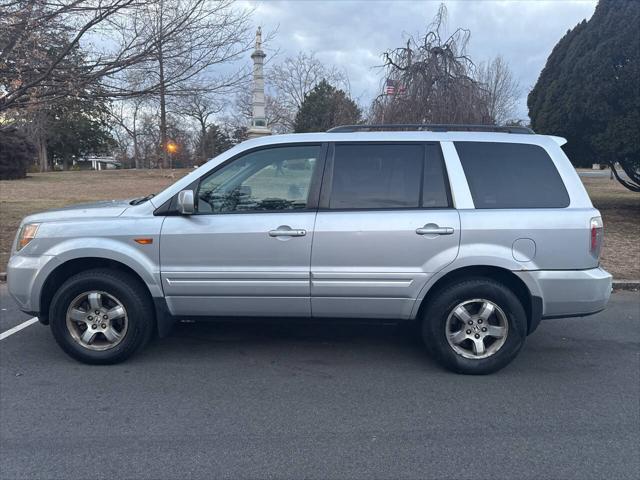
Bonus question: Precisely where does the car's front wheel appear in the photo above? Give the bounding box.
[421,278,527,374]
[49,269,154,364]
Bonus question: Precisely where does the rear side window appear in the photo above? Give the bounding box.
[423,144,450,208]
[330,144,423,209]
[328,143,451,209]
[455,142,570,209]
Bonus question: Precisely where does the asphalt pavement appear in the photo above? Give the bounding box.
[1,284,639,480]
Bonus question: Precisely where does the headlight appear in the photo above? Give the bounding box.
[17,223,40,251]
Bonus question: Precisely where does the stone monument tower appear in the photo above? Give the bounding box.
[247,27,271,138]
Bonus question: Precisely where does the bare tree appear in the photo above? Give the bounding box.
[109,97,148,169]
[20,109,49,172]
[0,0,254,129]
[1,0,146,112]
[476,55,521,125]
[371,4,490,125]
[229,88,291,134]
[136,110,163,169]
[106,0,254,167]
[173,92,223,163]
[267,51,349,131]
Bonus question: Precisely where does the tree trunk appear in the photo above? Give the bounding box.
[200,122,207,164]
[133,134,141,169]
[134,143,141,169]
[158,12,168,170]
[37,135,48,172]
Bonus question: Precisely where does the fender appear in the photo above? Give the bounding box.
[409,250,543,319]
[29,238,164,312]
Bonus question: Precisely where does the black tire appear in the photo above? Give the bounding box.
[421,278,527,375]
[49,268,154,364]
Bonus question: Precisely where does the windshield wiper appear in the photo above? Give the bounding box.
[129,194,155,205]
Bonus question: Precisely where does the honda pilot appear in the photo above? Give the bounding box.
[7,125,612,374]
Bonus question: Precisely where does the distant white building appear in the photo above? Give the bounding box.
[74,156,121,170]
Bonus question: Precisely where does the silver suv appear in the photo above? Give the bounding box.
[7,125,612,374]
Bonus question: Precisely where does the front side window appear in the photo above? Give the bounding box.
[455,141,570,209]
[197,145,321,213]
[329,144,423,209]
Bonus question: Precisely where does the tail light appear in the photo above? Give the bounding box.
[590,216,604,259]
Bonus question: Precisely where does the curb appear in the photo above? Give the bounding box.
[1,271,639,289]
[612,280,640,291]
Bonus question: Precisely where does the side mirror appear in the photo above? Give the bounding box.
[177,190,195,215]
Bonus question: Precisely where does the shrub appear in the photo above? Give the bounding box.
[0,127,36,180]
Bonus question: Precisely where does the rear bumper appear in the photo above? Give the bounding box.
[516,267,612,318]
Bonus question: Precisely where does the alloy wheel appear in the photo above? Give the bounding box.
[65,291,128,351]
[445,298,509,360]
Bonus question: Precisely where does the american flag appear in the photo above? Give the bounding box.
[385,79,397,95]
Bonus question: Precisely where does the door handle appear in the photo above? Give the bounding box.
[416,224,454,235]
[269,226,307,237]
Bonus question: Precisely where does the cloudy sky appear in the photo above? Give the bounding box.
[244,0,597,121]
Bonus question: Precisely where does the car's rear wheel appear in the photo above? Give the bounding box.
[50,269,154,364]
[421,278,527,374]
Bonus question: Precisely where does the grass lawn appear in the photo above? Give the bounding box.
[1,169,638,279]
[0,169,191,272]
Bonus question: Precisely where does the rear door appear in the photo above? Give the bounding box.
[310,142,460,319]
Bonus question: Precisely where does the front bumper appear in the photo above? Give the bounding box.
[7,254,56,314]
[516,267,612,319]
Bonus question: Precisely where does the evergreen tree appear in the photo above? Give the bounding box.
[45,98,116,170]
[0,127,36,180]
[528,0,640,190]
[197,125,234,163]
[293,80,361,133]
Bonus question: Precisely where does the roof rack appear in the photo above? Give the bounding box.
[327,124,535,134]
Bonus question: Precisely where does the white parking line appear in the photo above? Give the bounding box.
[0,317,39,340]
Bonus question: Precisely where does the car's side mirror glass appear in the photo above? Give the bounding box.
[177,190,195,215]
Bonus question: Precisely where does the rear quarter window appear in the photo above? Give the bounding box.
[455,142,570,209]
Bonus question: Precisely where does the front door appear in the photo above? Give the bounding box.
[160,144,325,317]
[311,142,460,319]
